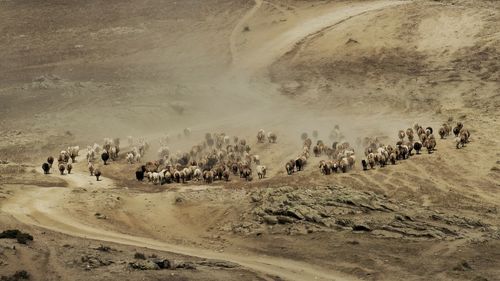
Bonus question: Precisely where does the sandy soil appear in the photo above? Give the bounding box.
[0,0,499,280]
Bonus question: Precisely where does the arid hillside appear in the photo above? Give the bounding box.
[0,0,499,281]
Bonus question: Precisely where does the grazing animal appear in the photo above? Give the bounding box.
[267,132,277,143]
[101,151,110,165]
[425,127,433,135]
[439,127,446,139]
[413,141,422,154]
[257,129,266,143]
[47,156,54,168]
[67,163,73,174]
[313,145,321,157]
[58,164,65,175]
[455,135,466,149]
[459,128,470,143]
[126,153,134,164]
[295,158,304,171]
[389,153,397,165]
[443,123,451,136]
[339,158,348,173]
[425,138,436,154]
[367,153,376,169]
[319,160,330,175]
[94,169,101,181]
[88,162,94,176]
[193,168,202,181]
[361,159,368,171]
[242,168,252,181]
[222,170,230,181]
[398,130,405,141]
[203,170,214,184]
[285,161,294,175]
[456,128,470,149]
[256,165,267,179]
[406,128,414,142]
[135,165,146,181]
[42,163,50,174]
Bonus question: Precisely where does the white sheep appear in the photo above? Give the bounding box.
[256,165,267,179]
[134,153,142,163]
[126,153,134,164]
[193,168,202,181]
[152,172,160,185]
[267,132,277,143]
[257,129,266,143]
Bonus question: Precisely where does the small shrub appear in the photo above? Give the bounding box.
[0,230,33,244]
[96,245,111,252]
[243,26,250,32]
[134,252,146,260]
[0,270,30,281]
[16,233,33,244]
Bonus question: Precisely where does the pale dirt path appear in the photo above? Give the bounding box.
[2,168,360,281]
[230,0,264,63]
[231,0,406,71]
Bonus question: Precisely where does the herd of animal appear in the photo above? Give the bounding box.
[41,122,471,185]
[283,121,471,176]
[133,131,272,185]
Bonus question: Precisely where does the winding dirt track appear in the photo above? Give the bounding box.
[231,0,405,71]
[3,1,410,280]
[2,170,359,281]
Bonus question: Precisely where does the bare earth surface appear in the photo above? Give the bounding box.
[0,0,499,280]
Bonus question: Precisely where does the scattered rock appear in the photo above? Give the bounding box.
[336,218,354,227]
[95,245,111,252]
[250,194,262,203]
[352,224,372,232]
[453,260,472,271]
[346,38,359,45]
[94,213,107,219]
[277,216,295,224]
[171,261,196,270]
[81,255,113,268]
[129,260,160,270]
[263,215,278,225]
[151,258,171,269]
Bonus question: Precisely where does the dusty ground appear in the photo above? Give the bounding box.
[0,0,499,280]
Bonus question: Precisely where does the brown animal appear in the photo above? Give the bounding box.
[58,164,65,175]
[94,169,101,181]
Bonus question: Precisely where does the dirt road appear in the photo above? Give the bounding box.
[2,169,359,281]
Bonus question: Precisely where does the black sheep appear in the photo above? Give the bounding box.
[135,165,146,181]
[413,142,422,154]
[42,163,50,174]
[295,158,303,171]
[101,152,110,165]
[361,160,368,171]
